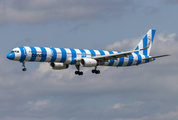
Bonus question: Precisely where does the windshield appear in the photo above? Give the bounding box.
[11,51,19,53]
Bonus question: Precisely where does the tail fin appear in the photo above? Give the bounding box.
[134,29,156,56]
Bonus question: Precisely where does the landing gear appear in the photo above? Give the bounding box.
[75,65,83,76]
[22,68,27,71]
[92,69,100,74]
[75,71,83,75]
[92,66,100,74]
[21,61,27,71]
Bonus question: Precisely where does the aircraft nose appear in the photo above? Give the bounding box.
[7,53,15,60]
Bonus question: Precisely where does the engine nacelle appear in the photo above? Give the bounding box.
[50,62,69,70]
[81,58,97,67]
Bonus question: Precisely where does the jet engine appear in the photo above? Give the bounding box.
[50,62,69,70]
[81,58,97,67]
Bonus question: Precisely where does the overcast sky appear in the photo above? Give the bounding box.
[0,0,178,120]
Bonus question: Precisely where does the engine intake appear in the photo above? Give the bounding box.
[81,58,97,67]
[50,62,69,70]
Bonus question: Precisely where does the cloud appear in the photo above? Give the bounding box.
[106,36,143,51]
[0,0,136,25]
[27,100,51,111]
[112,101,144,109]
[106,31,178,57]
[1,32,178,120]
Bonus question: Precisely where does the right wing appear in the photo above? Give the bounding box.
[75,47,148,62]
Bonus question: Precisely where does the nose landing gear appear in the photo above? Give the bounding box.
[21,61,27,71]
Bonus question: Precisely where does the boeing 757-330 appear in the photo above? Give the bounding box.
[7,29,170,75]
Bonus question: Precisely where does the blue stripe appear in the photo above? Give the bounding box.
[101,62,105,65]
[117,51,124,66]
[79,49,86,58]
[144,55,149,63]
[98,50,106,65]
[70,49,77,64]
[29,47,37,61]
[89,50,96,57]
[108,59,115,66]
[60,48,67,62]
[40,47,47,62]
[127,54,133,66]
[151,30,156,44]
[19,47,26,62]
[134,46,139,54]
[143,34,147,55]
[98,50,105,55]
[50,48,57,62]
[108,51,114,66]
[136,54,142,65]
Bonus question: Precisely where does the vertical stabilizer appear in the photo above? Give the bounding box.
[134,29,156,56]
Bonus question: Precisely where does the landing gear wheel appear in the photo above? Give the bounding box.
[22,68,27,71]
[79,71,83,75]
[75,65,83,76]
[21,61,27,71]
[92,69,100,74]
[75,71,79,75]
[95,70,100,74]
[75,71,83,76]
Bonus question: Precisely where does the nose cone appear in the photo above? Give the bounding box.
[7,53,15,60]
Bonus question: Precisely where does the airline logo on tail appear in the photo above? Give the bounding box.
[135,29,156,56]
[7,29,170,75]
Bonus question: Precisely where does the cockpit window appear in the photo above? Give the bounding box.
[11,51,19,53]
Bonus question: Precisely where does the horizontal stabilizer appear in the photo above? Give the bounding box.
[143,54,171,60]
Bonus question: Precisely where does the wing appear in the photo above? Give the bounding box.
[75,43,151,62]
[75,48,146,62]
[91,49,142,62]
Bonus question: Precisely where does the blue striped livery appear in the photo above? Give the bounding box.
[70,49,77,64]
[60,48,67,62]
[7,29,169,75]
[50,48,57,62]
[30,47,37,61]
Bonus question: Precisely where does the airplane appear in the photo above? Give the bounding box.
[7,29,170,75]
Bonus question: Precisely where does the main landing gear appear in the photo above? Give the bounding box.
[21,61,27,71]
[75,65,83,76]
[92,66,100,74]
[74,65,101,75]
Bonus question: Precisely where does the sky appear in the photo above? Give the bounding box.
[0,0,178,120]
